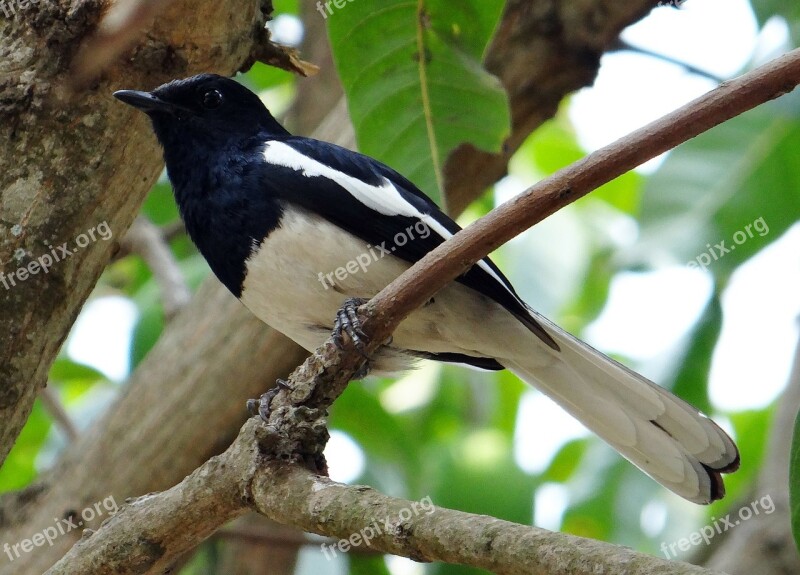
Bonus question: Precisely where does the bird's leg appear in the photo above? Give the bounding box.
[332,297,369,353]
[247,378,294,423]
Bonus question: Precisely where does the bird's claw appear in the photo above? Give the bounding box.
[332,297,369,357]
[247,378,294,423]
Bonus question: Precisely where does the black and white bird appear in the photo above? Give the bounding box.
[114,74,739,504]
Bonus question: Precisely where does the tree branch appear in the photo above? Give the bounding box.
[45,46,800,575]
[48,419,725,575]
[121,216,191,320]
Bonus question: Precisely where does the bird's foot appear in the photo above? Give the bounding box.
[247,378,294,423]
[332,297,369,356]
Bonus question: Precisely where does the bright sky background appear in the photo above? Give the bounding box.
[65,2,798,567]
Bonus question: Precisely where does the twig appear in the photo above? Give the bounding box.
[44,47,800,575]
[610,39,726,84]
[38,385,79,442]
[122,216,191,320]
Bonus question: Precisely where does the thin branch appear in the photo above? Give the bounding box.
[44,47,800,575]
[122,216,191,320]
[38,385,79,442]
[160,220,186,243]
[610,39,726,84]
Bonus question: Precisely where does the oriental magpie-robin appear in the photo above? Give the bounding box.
[114,74,739,504]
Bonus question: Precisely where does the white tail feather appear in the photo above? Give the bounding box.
[500,318,739,504]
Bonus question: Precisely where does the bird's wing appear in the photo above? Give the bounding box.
[258,137,558,350]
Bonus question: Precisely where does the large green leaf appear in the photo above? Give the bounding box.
[630,100,800,281]
[327,0,509,209]
[665,294,722,414]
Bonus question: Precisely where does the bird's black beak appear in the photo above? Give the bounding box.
[113,90,180,115]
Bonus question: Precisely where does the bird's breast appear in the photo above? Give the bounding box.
[240,206,410,352]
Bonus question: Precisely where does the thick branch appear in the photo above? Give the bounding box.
[47,420,723,575]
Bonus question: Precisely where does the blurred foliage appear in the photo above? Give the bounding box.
[2,0,799,573]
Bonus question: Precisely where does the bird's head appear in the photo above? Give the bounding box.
[114,74,288,152]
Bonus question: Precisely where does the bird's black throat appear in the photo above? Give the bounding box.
[160,133,284,298]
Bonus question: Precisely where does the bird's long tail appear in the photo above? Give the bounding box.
[500,318,739,504]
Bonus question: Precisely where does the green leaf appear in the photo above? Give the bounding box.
[791,405,800,554]
[0,402,51,491]
[559,249,615,333]
[665,294,722,414]
[631,101,800,281]
[49,358,106,383]
[327,0,509,208]
[543,438,589,483]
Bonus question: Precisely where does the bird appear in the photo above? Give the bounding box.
[114,73,739,504]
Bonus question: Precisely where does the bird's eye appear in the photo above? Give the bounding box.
[201,89,223,110]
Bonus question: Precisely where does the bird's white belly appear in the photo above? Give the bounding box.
[240,206,538,373]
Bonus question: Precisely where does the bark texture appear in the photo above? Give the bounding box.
[0,0,273,467]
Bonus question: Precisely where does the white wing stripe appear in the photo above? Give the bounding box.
[263,140,521,303]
